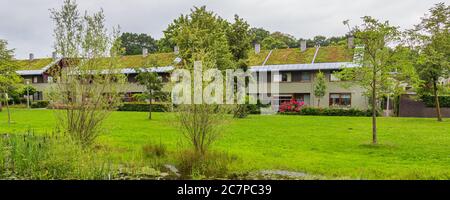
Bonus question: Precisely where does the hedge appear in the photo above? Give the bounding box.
[117,102,169,112]
[280,107,379,117]
[421,95,450,107]
[31,100,50,108]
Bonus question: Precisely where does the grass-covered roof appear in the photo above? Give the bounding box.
[14,58,55,70]
[14,45,353,71]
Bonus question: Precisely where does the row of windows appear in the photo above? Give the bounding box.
[273,72,340,83]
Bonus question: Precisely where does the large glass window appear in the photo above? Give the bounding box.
[329,93,351,106]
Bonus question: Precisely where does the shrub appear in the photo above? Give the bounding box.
[0,132,114,179]
[176,149,233,179]
[142,143,167,158]
[421,95,450,107]
[280,107,379,117]
[117,102,169,112]
[279,99,305,113]
[31,100,50,108]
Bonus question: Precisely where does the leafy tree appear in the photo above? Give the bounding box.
[314,71,327,107]
[135,67,164,120]
[271,31,298,48]
[249,27,270,44]
[411,3,449,121]
[262,36,288,49]
[0,39,22,126]
[337,16,401,144]
[120,32,158,55]
[163,6,234,70]
[227,15,252,63]
[50,0,126,147]
[226,15,253,118]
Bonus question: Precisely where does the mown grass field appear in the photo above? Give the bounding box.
[1,109,449,179]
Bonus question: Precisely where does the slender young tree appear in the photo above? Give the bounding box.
[338,16,400,144]
[49,0,125,146]
[136,68,164,120]
[314,71,326,107]
[0,39,22,126]
[412,3,449,121]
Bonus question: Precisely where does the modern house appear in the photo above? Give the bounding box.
[13,39,370,109]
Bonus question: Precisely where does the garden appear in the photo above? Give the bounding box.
[1,108,449,180]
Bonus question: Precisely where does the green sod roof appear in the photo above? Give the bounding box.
[14,58,55,70]
[14,45,353,71]
[248,45,353,66]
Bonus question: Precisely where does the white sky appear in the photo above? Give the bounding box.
[0,0,446,59]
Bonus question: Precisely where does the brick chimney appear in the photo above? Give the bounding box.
[300,40,307,52]
[254,43,260,54]
[142,48,148,57]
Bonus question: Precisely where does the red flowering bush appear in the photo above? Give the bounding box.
[279,99,305,113]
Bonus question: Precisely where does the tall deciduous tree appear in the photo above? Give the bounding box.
[412,3,449,121]
[163,6,234,70]
[314,71,326,107]
[0,39,22,126]
[120,32,158,55]
[338,16,400,144]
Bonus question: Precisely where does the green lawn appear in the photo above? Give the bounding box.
[1,109,449,179]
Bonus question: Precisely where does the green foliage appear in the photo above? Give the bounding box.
[421,95,450,107]
[227,15,253,62]
[0,132,114,179]
[163,6,235,70]
[249,27,270,44]
[117,102,168,112]
[270,31,298,48]
[314,71,327,107]
[30,100,50,108]
[142,142,167,158]
[280,107,379,116]
[177,149,233,179]
[261,36,288,49]
[120,32,158,55]
[410,3,449,121]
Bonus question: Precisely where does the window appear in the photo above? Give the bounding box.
[329,93,351,107]
[294,93,311,105]
[330,73,340,82]
[33,76,38,83]
[281,72,291,82]
[301,72,310,81]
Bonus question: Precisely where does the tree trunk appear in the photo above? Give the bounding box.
[148,92,152,120]
[433,80,443,122]
[5,93,11,127]
[0,99,2,112]
[372,72,377,144]
[317,98,321,108]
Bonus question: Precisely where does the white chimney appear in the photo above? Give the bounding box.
[254,43,261,54]
[300,40,307,52]
[52,52,57,60]
[142,48,148,57]
[174,46,179,55]
[348,36,354,49]
[29,53,34,61]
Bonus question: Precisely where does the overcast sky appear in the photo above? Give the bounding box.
[0,0,445,59]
